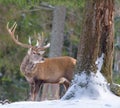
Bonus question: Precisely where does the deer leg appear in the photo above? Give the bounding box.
[29,82,36,101]
[29,80,42,101]
[33,80,43,101]
[59,77,70,91]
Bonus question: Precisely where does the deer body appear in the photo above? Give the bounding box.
[20,55,76,100]
[21,56,76,83]
[7,22,76,101]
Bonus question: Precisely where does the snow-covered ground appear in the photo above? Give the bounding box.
[0,54,120,108]
[0,96,120,108]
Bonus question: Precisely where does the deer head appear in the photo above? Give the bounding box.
[7,22,50,65]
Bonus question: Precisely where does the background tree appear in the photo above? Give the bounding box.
[40,6,66,100]
[114,0,120,79]
[114,36,120,75]
[113,0,120,83]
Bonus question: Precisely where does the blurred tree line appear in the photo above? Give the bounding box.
[0,0,84,101]
[0,0,120,101]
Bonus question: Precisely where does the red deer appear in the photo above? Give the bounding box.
[7,22,76,101]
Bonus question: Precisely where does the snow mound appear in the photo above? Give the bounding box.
[62,71,113,100]
[62,54,118,100]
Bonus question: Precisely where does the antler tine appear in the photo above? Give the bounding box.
[7,22,17,33]
[33,31,41,47]
[41,32,50,48]
[37,32,44,47]
[36,32,50,51]
[7,22,32,48]
[28,36,32,45]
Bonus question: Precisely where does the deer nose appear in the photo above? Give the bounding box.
[40,58,45,63]
[41,58,44,61]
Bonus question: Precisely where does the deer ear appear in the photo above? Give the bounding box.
[44,43,50,49]
[39,51,45,55]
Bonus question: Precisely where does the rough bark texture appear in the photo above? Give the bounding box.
[76,0,101,74]
[76,0,113,81]
[41,6,66,100]
[98,0,114,83]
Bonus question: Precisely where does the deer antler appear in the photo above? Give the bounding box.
[35,32,50,51]
[38,32,50,50]
[38,33,43,46]
[7,22,50,51]
[7,22,32,48]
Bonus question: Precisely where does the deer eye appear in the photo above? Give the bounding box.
[37,53,41,56]
[33,51,36,54]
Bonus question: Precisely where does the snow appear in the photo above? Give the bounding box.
[0,98,120,108]
[1,54,120,108]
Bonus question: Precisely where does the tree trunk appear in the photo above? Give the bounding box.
[76,1,114,80]
[41,6,66,100]
[62,0,120,100]
[98,0,114,83]
[49,6,66,57]
[77,0,115,93]
[114,36,120,74]
[76,0,101,74]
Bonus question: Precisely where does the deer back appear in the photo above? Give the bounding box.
[33,56,76,83]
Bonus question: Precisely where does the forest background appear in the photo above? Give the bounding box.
[0,0,120,101]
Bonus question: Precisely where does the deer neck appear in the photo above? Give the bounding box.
[20,55,37,74]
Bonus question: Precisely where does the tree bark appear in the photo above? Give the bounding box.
[76,0,101,74]
[98,0,114,83]
[41,6,66,100]
[49,6,66,57]
[62,0,120,100]
[77,0,115,85]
